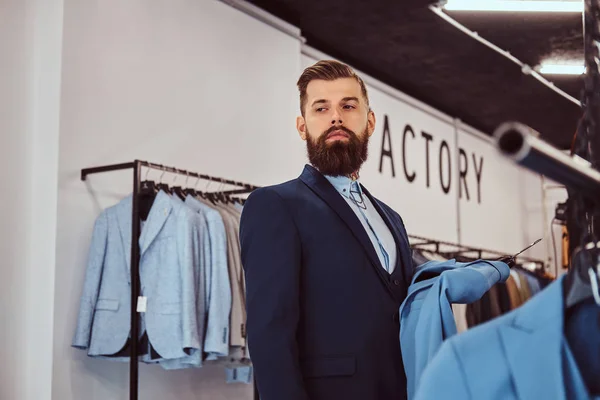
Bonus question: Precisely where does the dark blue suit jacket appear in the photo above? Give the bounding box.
[240,164,413,400]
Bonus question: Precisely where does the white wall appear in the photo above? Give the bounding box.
[0,1,63,400]
[0,3,33,398]
[52,1,303,399]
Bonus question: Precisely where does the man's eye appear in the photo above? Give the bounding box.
[316,108,326,112]
[343,105,356,110]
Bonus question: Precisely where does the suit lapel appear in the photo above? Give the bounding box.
[139,190,173,256]
[361,185,412,283]
[299,165,397,297]
[115,195,133,283]
[498,277,566,400]
[115,190,173,281]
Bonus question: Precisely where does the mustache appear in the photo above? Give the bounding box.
[322,125,357,139]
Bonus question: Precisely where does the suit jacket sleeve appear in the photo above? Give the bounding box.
[176,207,202,352]
[240,188,310,400]
[204,217,231,357]
[72,210,109,349]
[414,340,471,400]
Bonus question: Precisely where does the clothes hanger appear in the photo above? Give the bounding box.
[184,174,198,197]
[562,194,600,308]
[170,172,186,200]
[495,238,542,268]
[139,167,161,221]
[564,240,600,308]
[140,165,158,192]
[195,178,213,201]
[156,167,171,194]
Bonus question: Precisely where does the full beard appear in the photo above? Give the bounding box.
[306,124,370,177]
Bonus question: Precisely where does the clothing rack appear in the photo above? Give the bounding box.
[409,234,547,272]
[81,160,261,400]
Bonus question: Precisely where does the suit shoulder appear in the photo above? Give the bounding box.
[246,178,303,204]
[446,309,516,358]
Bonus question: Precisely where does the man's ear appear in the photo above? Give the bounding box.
[367,109,376,137]
[297,115,307,140]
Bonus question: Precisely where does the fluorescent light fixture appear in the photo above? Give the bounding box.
[443,0,583,12]
[538,64,585,75]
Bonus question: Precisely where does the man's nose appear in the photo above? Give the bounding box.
[331,110,342,125]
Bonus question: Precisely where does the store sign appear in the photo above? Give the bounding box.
[376,114,485,204]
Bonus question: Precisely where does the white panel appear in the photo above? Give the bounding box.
[361,92,459,243]
[0,2,32,399]
[53,1,302,399]
[26,1,64,400]
[457,124,546,256]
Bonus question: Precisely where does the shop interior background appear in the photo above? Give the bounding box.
[0,1,573,399]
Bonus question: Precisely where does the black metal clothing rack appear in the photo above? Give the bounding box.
[81,160,260,400]
[409,234,545,266]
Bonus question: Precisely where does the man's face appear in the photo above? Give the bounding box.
[296,78,376,176]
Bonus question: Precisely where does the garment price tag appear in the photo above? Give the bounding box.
[136,296,147,313]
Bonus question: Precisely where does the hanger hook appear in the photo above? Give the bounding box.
[588,267,600,305]
[185,171,190,188]
[159,165,167,183]
[144,167,151,181]
[194,176,201,191]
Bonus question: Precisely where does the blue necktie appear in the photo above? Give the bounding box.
[350,181,390,272]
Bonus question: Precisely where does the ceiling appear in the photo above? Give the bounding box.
[247,0,585,149]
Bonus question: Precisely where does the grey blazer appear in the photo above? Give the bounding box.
[72,190,204,362]
[185,195,232,359]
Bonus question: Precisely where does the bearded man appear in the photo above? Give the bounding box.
[239,60,413,400]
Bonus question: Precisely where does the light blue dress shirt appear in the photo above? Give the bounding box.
[324,174,397,273]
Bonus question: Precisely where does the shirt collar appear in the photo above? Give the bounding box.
[323,174,362,200]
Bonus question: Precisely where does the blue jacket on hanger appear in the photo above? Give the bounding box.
[399,259,510,399]
[72,190,205,364]
[414,274,598,400]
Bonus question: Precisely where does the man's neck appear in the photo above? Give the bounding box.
[311,164,360,181]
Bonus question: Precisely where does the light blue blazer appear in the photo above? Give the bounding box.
[185,194,232,358]
[415,274,594,400]
[399,259,510,399]
[72,190,204,362]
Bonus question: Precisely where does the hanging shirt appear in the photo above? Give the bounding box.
[324,174,397,273]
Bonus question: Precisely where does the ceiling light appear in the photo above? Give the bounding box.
[538,64,585,75]
[442,0,583,13]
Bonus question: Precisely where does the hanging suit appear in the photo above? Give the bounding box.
[184,195,232,359]
[72,190,204,362]
[240,164,413,400]
[414,274,598,400]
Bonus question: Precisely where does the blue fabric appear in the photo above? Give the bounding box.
[399,259,510,399]
[72,190,205,365]
[564,338,600,400]
[184,195,232,359]
[565,298,600,396]
[225,365,254,384]
[240,164,412,400]
[524,272,542,295]
[414,274,595,400]
[324,174,397,273]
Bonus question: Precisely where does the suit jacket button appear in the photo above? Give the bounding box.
[393,279,400,286]
[393,312,399,323]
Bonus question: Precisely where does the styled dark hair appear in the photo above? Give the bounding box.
[297,60,369,116]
